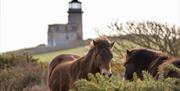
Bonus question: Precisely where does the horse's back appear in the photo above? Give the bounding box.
[48,54,80,91]
[49,54,79,68]
[48,54,80,77]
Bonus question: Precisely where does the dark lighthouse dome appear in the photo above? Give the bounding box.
[70,0,81,3]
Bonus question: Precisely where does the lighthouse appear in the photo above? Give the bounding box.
[48,0,83,46]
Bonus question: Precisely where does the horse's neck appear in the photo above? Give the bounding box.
[71,48,99,79]
[82,53,95,71]
[79,50,98,78]
[83,48,96,68]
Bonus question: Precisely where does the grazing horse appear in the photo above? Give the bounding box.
[124,48,180,80]
[48,38,115,91]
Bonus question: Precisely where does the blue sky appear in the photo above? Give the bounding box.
[0,0,180,52]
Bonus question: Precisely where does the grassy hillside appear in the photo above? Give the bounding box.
[33,46,87,62]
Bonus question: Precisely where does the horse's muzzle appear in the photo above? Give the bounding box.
[101,69,112,77]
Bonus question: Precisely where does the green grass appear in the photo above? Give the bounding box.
[33,46,87,62]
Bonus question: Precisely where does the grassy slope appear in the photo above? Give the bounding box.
[33,46,87,62]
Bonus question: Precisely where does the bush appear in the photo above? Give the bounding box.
[0,54,48,91]
[108,21,180,56]
[72,72,180,91]
[0,54,37,69]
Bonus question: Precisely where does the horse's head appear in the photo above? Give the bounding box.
[124,49,158,80]
[124,49,136,80]
[124,49,146,80]
[91,39,115,77]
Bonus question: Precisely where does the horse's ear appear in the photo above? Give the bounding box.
[93,40,97,46]
[126,49,131,56]
[110,41,115,48]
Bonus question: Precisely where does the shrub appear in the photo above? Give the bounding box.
[72,72,180,91]
[108,21,180,56]
[0,54,37,69]
[0,54,48,91]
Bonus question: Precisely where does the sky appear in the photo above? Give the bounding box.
[0,0,180,52]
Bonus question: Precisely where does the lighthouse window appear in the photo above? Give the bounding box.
[70,3,81,9]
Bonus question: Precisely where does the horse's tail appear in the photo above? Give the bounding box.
[47,54,80,86]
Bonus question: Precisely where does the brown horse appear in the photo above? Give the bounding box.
[124,48,180,80]
[48,38,115,91]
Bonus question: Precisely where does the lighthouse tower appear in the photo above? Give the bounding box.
[48,0,83,46]
[68,0,83,40]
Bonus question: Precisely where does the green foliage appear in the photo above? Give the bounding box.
[72,73,121,91]
[73,72,180,91]
[0,53,37,69]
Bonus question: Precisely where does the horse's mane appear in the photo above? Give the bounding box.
[126,48,171,60]
[82,37,112,62]
[124,48,171,69]
[138,48,167,55]
[70,37,112,78]
[89,37,111,48]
